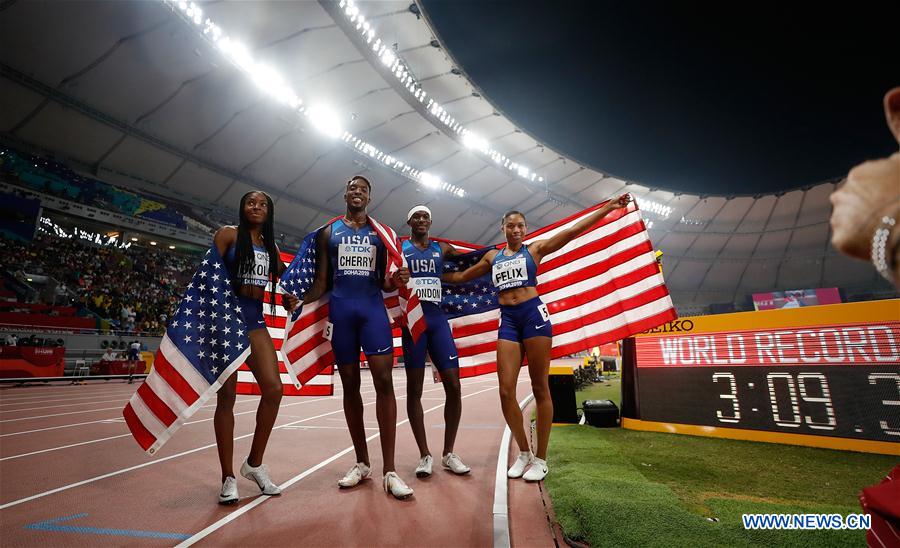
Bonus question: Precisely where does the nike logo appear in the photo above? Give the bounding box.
[449,355,457,360]
[334,230,345,236]
[376,346,392,353]
[534,323,546,329]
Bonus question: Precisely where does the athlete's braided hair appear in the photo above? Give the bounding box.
[235,190,279,314]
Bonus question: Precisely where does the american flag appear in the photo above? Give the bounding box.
[401,198,677,378]
[278,216,425,387]
[271,199,675,389]
[234,248,333,397]
[123,246,252,455]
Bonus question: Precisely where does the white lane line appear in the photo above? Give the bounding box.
[0,388,355,460]
[0,391,142,406]
[0,398,260,438]
[0,407,126,423]
[0,434,134,461]
[0,385,145,401]
[493,393,534,548]
[280,425,379,430]
[176,381,507,547]
[0,398,131,413]
[0,377,471,510]
[0,379,371,423]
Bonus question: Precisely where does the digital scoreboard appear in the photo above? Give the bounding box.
[622,299,900,454]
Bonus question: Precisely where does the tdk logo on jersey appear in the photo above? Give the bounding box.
[344,245,372,253]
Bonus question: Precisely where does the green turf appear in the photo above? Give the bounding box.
[544,418,894,547]
[575,376,621,408]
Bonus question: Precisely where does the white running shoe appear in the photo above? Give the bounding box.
[507,451,534,479]
[383,471,414,499]
[240,459,282,496]
[523,457,549,482]
[338,462,371,488]
[442,452,471,475]
[218,476,238,505]
[415,455,433,478]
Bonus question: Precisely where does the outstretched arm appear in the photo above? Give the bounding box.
[439,241,463,259]
[442,249,496,284]
[530,194,631,259]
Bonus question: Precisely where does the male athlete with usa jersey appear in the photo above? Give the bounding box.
[394,205,470,478]
[303,176,415,499]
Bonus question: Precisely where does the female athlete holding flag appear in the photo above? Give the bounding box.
[443,195,630,481]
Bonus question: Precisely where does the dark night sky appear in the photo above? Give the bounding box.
[420,1,899,195]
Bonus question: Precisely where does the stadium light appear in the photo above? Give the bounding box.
[162,0,467,198]
[419,172,440,189]
[462,132,489,153]
[307,105,343,138]
[334,0,546,186]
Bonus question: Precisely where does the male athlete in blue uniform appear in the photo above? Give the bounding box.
[393,205,470,477]
[303,176,414,499]
[443,195,631,482]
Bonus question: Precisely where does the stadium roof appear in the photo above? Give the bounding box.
[0,0,893,312]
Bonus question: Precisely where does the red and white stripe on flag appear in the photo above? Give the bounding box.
[442,200,676,378]
[235,251,333,397]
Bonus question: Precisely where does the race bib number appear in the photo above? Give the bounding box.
[492,257,528,288]
[338,243,376,275]
[411,277,442,302]
[538,303,550,322]
[244,249,270,286]
[323,321,333,341]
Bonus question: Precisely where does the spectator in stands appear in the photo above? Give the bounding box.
[54,282,68,306]
[830,87,900,289]
[101,347,116,362]
[4,333,17,346]
[128,340,141,361]
[1,219,196,336]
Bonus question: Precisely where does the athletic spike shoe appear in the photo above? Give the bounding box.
[523,457,549,482]
[240,459,282,496]
[219,476,238,505]
[441,452,471,475]
[507,451,534,479]
[415,455,433,478]
[338,462,371,488]
[383,471,414,500]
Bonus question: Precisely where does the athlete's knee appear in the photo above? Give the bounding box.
[343,389,363,408]
[260,379,283,403]
[372,372,394,395]
[531,380,551,401]
[498,382,517,402]
[443,376,461,399]
[217,385,237,409]
[339,369,361,391]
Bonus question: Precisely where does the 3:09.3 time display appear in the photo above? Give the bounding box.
[635,365,900,442]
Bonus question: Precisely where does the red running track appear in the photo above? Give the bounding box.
[0,370,556,546]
